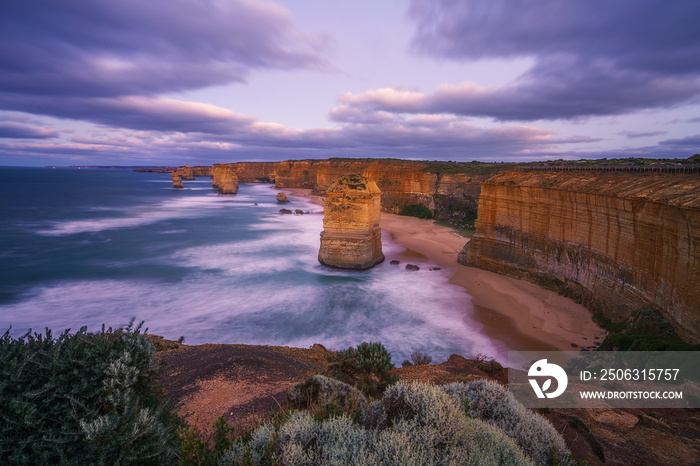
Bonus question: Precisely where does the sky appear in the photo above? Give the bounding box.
[1,0,699,166]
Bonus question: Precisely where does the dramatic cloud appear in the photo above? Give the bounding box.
[619,130,668,139]
[403,0,700,121]
[0,121,58,139]
[0,0,328,126]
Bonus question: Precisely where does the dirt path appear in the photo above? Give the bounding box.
[157,343,331,439]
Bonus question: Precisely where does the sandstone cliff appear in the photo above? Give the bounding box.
[171,171,183,189]
[212,162,277,188]
[319,174,384,270]
[192,165,212,177]
[177,164,195,180]
[217,166,238,195]
[275,159,493,224]
[459,170,700,343]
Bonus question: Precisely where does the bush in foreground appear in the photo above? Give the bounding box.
[0,321,180,464]
[221,382,533,465]
[442,380,572,465]
[325,341,398,396]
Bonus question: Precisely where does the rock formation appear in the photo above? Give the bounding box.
[171,171,183,189]
[459,170,700,343]
[318,174,384,270]
[178,164,195,180]
[217,166,238,194]
[276,192,289,203]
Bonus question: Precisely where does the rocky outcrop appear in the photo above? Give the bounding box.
[275,160,319,189]
[217,166,238,194]
[276,159,493,222]
[178,164,195,180]
[276,192,289,203]
[318,174,384,270]
[459,170,700,343]
[171,171,183,189]
[192,166,212,177]
[212,163,277,188]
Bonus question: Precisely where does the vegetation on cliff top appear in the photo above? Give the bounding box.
[0,321,182,464]
[596,308,700,351]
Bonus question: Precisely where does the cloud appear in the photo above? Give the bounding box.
[405,0,700,121]
[619,130,668,139]
[0,121,58,139]
[0,0,329,127]
[658,134,700,148]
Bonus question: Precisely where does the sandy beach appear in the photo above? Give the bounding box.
[285,188,605,357]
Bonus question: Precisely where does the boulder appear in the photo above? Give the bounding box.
[276,192,289,203]
[278,208,293,215]
[405,264,420,271]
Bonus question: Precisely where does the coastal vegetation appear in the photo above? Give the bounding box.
[1,327,581,465]
[0,321,181,464]
[595,308,700,351]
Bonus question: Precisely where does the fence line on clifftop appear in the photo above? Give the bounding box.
[525,165,700,173]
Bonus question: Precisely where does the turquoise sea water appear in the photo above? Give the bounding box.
[0,168,506,363]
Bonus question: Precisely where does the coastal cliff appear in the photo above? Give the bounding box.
[212,162,277,187]
[319,174,384,269]
[217,166,238,194]
[177,164,195,180]
[275,159,494,223]
[459,170,700,343]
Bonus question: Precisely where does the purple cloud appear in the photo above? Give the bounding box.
[403,0,700,121]
[0,0,328,126]
[619,130,668,139]
[0,121,58,139]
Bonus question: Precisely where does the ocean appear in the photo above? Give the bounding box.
[0,168,506,363]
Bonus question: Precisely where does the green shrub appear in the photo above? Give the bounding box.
[410,350,432,366]
[399,204,433,219]
[442,380,572,465]
[287,375,367,420]
[477,359,504,376]
[326,342,398,396]
[221,382,533,465]
[0,321,181,464]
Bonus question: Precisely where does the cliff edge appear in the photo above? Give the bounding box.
[459,170,700,343]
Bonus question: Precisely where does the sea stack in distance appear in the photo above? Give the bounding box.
[217,166,238,194]
[318,174,384,270]
[179,164,195,180]
[171,171,184,189]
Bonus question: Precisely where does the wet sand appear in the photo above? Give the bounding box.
[285,188,605,355]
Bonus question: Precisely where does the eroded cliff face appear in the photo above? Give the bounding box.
[205,160,493,221]
[319,174,384,270]
[177,164,195,180]
[459,170,700,343]
[192,166,212,177]
[275,160,319,189]
[212,163,277,188]
[217,166,238,194]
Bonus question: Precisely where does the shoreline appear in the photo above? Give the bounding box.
[285,187,605,356]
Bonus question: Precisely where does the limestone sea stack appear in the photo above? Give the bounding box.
[171,171,183,189]
[318,174,384,270]
[276,192,290,203]
[178,164,195,180]
[217,166,238,194]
